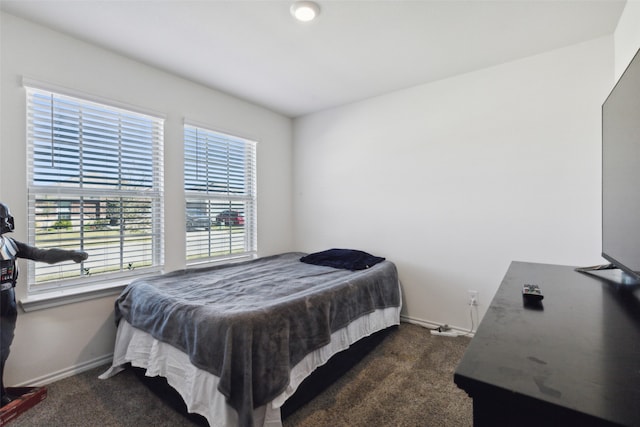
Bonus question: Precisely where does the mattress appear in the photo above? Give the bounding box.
[100,305,401,427]
[101,251,401,426]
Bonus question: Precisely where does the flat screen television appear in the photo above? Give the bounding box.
[601,47,640,286]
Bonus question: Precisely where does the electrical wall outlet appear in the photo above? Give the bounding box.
[468,290,479,306]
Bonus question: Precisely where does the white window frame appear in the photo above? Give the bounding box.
[23,85,164,309]
[184,123,257,264]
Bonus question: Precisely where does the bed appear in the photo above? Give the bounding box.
[100,251,401,427]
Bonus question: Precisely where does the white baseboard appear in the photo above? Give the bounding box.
[400,314,474,338]
[15,353,113,387]
[14,317,471,387]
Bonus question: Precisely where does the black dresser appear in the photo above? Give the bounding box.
[454,261,640,427]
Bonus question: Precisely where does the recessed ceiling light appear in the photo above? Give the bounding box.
[290,1,320,22]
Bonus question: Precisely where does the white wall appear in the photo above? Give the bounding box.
[293,37,613,331]
[0,12,293,386]
[614,0,640,78]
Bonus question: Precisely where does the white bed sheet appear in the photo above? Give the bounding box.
[100,305,401,427]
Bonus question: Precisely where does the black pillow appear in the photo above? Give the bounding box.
[300,248,385,271]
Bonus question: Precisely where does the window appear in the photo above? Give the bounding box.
[184,124,256,263]
[26,87,164,294]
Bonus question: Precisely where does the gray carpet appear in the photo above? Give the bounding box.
[8,323,472,426]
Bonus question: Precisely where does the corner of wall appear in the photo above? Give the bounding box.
[614,0,640,78]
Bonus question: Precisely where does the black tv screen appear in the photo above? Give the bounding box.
[602,47,640,283]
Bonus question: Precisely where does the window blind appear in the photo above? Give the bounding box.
[184,125,257,263]
[26,87,164,291]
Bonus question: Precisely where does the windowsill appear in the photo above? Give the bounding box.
[19,256,256,312]
[19,279,131,312]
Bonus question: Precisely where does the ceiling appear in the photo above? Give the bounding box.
[0,0,627,118]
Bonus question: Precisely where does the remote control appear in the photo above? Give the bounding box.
[522,283,544,302]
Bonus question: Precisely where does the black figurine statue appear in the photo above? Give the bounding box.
[0,202,88,407]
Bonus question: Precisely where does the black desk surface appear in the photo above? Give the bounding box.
[454,261,640,427]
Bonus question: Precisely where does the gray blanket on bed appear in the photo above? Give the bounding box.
[114,252,400,426]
